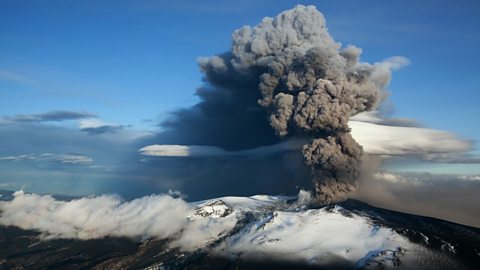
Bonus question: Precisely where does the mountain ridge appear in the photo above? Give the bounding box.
[0,190,479,269]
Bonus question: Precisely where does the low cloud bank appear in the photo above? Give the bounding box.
[0,191,270,251]
[0,191,191,240]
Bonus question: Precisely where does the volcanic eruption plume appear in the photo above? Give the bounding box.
[168,5,397,204]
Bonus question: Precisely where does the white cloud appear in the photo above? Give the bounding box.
[78,118,119,129]
[78,118,113,129]
[373,171,480,184]
[0,154,35,161]
[54,154,93,165]
[0,191,191,240]
[139,139,305,158]
[77,118,124,134]
[349,112,479,163]
[139,145,226,157]
[373,171,403,183]
[349,115,474,160]
[0,153,93,165]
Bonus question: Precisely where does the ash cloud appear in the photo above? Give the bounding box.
[354,171,480,227]
[153,5,403,203]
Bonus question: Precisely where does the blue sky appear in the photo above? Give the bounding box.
[0,0,479,196]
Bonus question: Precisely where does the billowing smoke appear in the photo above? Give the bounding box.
[194,5,397,203]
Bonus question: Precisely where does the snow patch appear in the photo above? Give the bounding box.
[216,207,412,266]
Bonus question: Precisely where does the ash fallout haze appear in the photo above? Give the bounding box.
[0,1,479,269]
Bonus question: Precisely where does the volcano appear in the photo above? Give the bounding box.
[0,190,478,270]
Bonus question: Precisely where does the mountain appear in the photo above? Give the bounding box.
[0,190,479,269]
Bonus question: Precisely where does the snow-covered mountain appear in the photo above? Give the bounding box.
[0,190,478,269]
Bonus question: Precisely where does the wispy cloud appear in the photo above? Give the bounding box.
[78,118,123,135]
[0,153,93,165]
[0,69,37,85]
[0,111,130,136]
[373,171,480,184]
[376,56,411,71]
[0,111,96,125]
